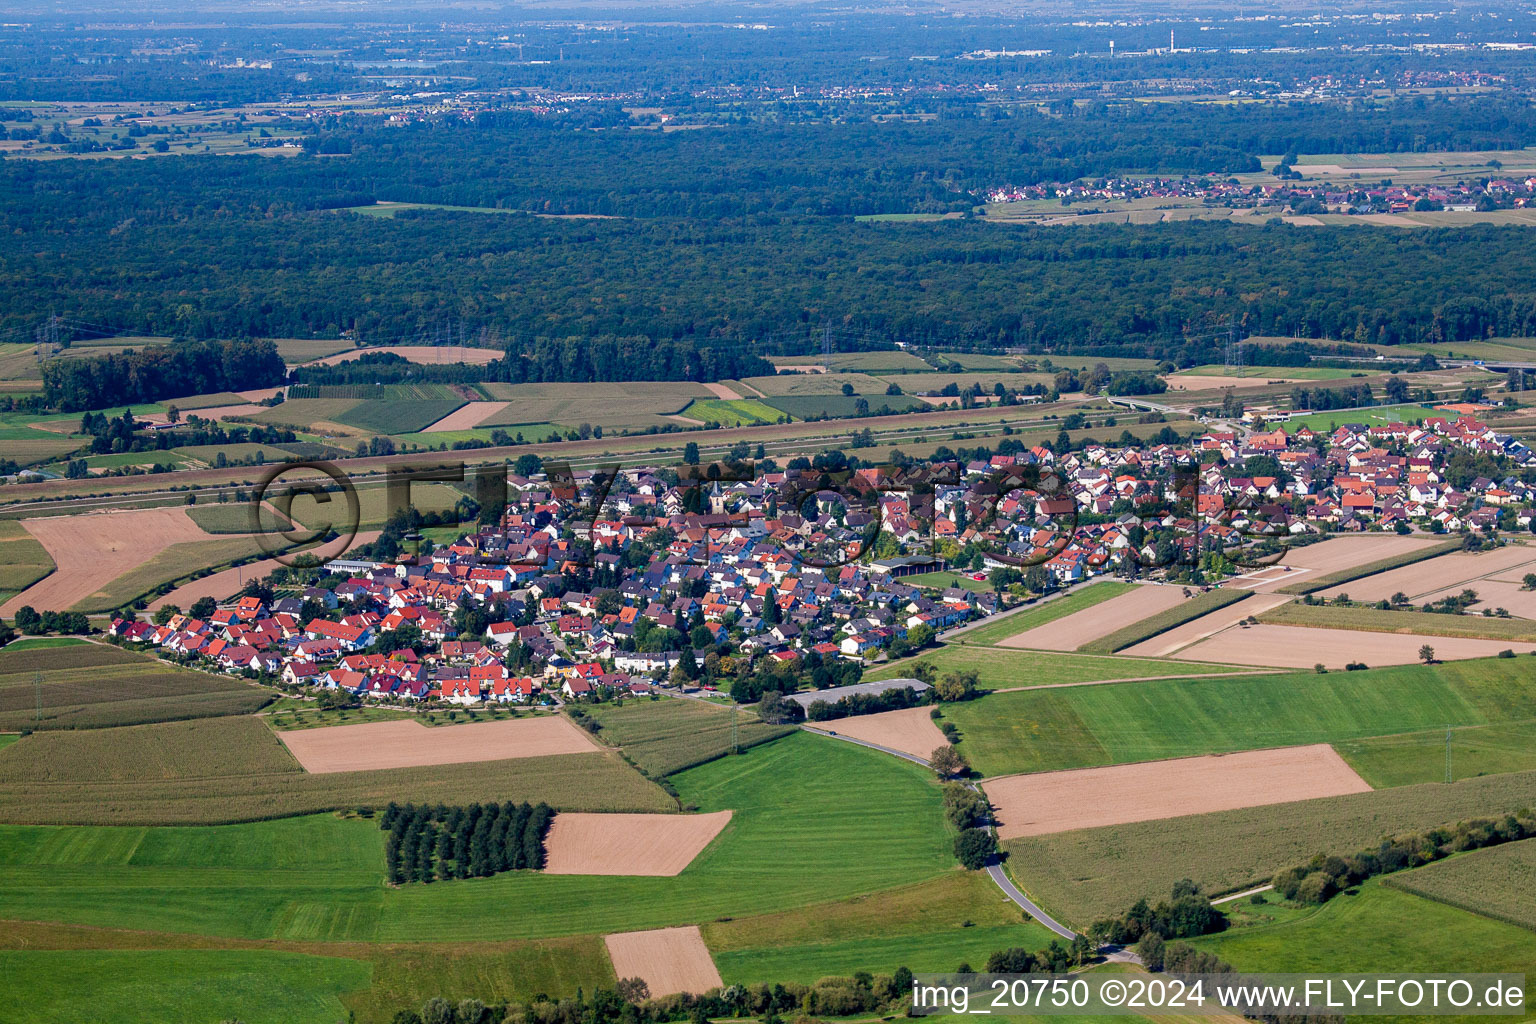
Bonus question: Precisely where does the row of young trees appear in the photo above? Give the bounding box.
[381,801,553,885]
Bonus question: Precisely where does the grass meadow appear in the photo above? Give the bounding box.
[1338,720,1536,787]
[1192,881,1535,1014]
[0,949,371,1024]
[704,871,1054,984]
[0,731,955,942]
[1384,838,1536,932]
[869,644,1257,699]
[941,655,1533,778]
[956,582,1137,647]
[1004,769,1536,927]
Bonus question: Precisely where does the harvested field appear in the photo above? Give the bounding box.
[277,716,600,773]
[1120,593,1292,657]
[1166,374,1312,391]
[604,926,722,997]
[147,532,381,612]
[998,584,1189,651]
[1416,578,1536,619]
[1231,534,1444,592]
[1174,623,1536,668]
[984,744,1372,839]
[303,344,500,367]
[1259,601,1536,641]
[422,401,508,432]
[167,402,270,422]
[0,507,221,615]
[804,706,948,761]
[1076,588,1250,655]
[700,382,744,400]
[1312,543,1536,603]
[544,810,733,876]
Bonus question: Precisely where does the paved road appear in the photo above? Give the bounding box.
[804,725,1080,940]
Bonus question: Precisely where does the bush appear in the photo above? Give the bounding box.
[1296,871,1335,904]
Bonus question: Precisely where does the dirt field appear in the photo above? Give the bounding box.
[1315,545,1536,604]
[1173,623,1536,668]
[302,344,500,367]
[1120,593,1293,657]
[422,401,508,432]
[276,716,601,773]
[700,382,744,400]
[543,810,733,876]
[999,584,1191,651]
[1166,374,1313,391]
[1230,534,1443,592]
[604,926,723,997]
[1414,578,1536,620]
[985,744,1372,839]
[147,530,381,611]
[0,507,215,615]
[150,402,269,424]
[804,706,948,760]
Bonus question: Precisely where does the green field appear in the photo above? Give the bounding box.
[945,655,1534,778]
[1076,588,1250,654]
[1384,839,1536,932]
[0,643,270,733]
[1005,769,1536,927]
[955,582,1137,647]
[378,732,956,941]
[761,394,925,419]
[0,731,955,941]
[0,637,81,653]
[869,644,1255,698]
[287,482,467,531]
[704,871,1053,984]
[248,398,366,431]
[1338,720,1536,788]
[335,399,467,435]
[902,570,994,594]
[773,351,932,373]
[681,397,784,426]
[581,696,795,776]
[1192,881,1536,1009]
[478,381,708,431]
[737,372,893,396]
[0,518,54,602]
[269,338,358,363]
[0,716,301,785]
[0,949,371,1024]
[173,442,298,464]
[187,501,295,535]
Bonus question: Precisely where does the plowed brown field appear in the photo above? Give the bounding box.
[985,744,1371,838]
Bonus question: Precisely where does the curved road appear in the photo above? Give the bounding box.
[802,725,1078,940]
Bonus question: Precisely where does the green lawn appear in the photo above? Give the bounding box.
[869,644,1256,697]
[902,570,994,594]
[1,637,88,651]
[945,656,1533,778]
[1336,720,1536,788]
[956,582,1136,646]
[0,731,958,943]
[1280,404,1443,432]
[0,949,371,1024]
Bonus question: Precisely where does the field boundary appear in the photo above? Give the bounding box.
[1277,539,1463,595]
[1077,589,1250,654]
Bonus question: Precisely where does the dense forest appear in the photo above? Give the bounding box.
[41,338,285,411]
[10,203,1536,358]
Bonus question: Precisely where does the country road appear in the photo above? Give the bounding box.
[803,725,1079,940]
